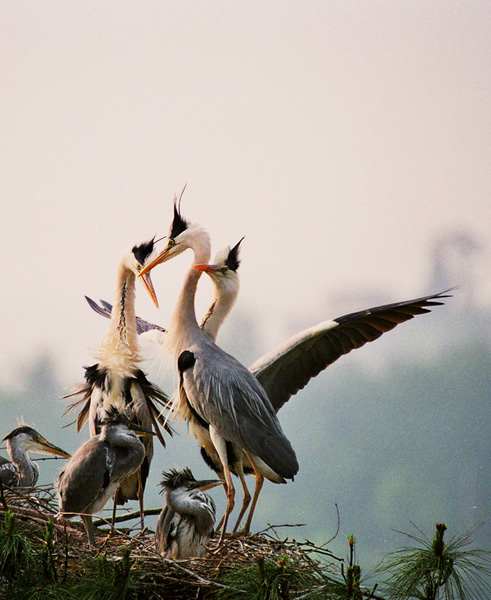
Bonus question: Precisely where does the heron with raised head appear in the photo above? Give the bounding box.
[141,201,454,533]
[85,237,243,347]
[57,410,155,547]
[93,223,452,533]
[65,238,172,526]
[155,467,223,559]
[139,201,299,537]
[0,426,70,488]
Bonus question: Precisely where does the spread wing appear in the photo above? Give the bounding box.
[250,289,453,412]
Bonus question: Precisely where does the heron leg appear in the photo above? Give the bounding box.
[81,514,97,548]
[137,469,145,530]
[210,426,235,540]
[232,460,251,533]
[110,488,120,534]
[242,452,264,533]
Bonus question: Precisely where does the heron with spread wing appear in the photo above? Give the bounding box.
[90,221,452,533]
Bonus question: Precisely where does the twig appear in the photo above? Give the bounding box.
[93,507,162,527]
[158,556,228,589]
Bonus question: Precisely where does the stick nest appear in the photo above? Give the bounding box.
[0,484,343,599]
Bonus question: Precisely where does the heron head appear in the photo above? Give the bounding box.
[101,408,155,437]
[193,237,243,295]
[3,426,71,458]
[139,192,210,277]
[159,467,224,494]
[128,238,160,308]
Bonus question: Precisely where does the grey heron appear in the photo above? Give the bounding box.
[155,467,223,559]
[64,238,172,526]
[56,410,155,547]
[139,201,299,537]
[96,227,452,532]
[0,426,70,488]
[84,237,243,347]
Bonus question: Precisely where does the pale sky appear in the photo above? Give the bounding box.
[1,1,490,388]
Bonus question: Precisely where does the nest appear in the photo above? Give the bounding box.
[0,484,344,599]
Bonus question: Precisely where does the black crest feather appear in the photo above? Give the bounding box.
[225,237,244,272]
[3,426,38,442]
[170,188,189,240]
[160,467,196,491]
[132,238,155,266]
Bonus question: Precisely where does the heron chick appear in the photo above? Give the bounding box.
[56,411,155,547]
[155,467,223,559]
[0,426,70,488]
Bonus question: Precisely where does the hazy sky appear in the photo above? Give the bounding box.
[1,1,490,387]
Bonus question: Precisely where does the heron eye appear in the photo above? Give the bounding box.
[168,239,176,247]
[136,264,142,272]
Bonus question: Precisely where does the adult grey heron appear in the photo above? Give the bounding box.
[0,426,70,488]
[155,467,223,559]
[57,411,154,547]
[94,223,452,532]
[84,237,243,347]
[139,202,453,533]
[64,238,172,525]
[139,202,299,537]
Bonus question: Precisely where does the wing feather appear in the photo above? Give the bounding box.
[251,290,452,412]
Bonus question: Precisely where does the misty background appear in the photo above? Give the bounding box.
[1,1,490,573]
[1,231,490,572]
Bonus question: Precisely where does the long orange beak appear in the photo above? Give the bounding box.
[193,264,218,273]
[140,272,159,309]
[32,435,71,459]
[139,245,173,277]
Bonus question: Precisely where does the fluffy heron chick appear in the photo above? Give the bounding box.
[0,426,70,488]
[155,467,223,559]
[56,412,154,547]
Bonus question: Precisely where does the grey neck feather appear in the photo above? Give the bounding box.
[8,443,39,487]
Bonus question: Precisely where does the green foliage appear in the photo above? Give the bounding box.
[376,523,491,600]
[215,553,328,600]
[4,546,136,600]
[67,546,135,600]
[4,583,76,600]
[0,510,35,583]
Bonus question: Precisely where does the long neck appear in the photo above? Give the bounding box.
[167,229,211,358]
[8,443,38,487]
[200,284,238,341]
[97,261,140,374]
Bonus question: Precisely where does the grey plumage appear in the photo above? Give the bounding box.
[138,202,298,536]
[155,467,222,559]
[249,290,453,412]
[90,235,452,533]
[57,412,153,547]
[0,426,70,488]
